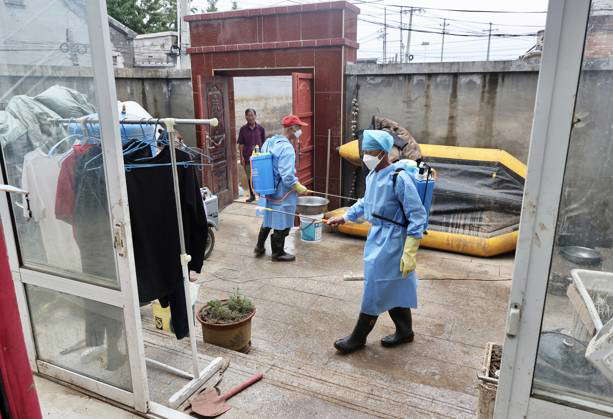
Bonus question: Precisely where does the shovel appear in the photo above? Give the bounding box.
[192,373,263,417]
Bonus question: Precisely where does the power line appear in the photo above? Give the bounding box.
[351,2,546,14]
[418,13,545,28]
[358,17,538,37]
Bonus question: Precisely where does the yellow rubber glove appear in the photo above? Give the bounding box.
[400,237,420,278]
[293,182,308,194]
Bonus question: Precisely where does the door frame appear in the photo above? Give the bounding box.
[494,0,594,417]
[207,68,315,206]
[0,0,149,413]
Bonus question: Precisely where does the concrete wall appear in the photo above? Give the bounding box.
[134,33,178,68]
[109,25,135,68]
[345,61,542,163]
[0,65,196,145]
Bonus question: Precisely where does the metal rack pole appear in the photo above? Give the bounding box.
[166,119,200,379]
[50,117,219,127]
[160,117,223,408]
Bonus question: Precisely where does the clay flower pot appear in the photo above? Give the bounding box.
[196,300,255,353]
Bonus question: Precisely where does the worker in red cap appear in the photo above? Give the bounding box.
[254,114,309,261]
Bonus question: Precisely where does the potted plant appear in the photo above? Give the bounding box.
[196,289,255,353]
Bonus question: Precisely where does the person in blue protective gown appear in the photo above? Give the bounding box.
[327,130,428,354]
[254,115,309,262]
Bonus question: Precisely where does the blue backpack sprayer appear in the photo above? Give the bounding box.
[394,159,435,229]
[249,146,276,196]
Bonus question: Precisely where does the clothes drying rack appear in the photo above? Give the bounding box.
[50,116,224,408]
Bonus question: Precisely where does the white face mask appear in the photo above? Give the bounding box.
[294,129,302,139]
[363,153,382,171]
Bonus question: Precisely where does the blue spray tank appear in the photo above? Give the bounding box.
[395,159,436,228]
[250,146,276,195]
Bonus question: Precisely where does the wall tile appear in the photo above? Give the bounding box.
[238,50,277,68]
[274,49,315,67]
[345,47,357,63]
[314,48,343,93]
[211,52,240,69]
[344,11,358,41]
[314,93,343,137]
[301,10,343,39]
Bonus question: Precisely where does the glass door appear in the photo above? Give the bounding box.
[496,0,613,417]
[531,0,613,413]
[0,0,148,412]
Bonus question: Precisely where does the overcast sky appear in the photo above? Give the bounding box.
[190,0,549,62]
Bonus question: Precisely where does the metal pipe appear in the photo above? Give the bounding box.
[477,374,499,384]
[234,201,322,222]
[325,129,331,198]
[146,358,194,380]
[308,190,358,202]
[49,117,219,127]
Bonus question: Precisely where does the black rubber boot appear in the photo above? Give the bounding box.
[381,307,414,347]
[254,226,271,257]
[271,229,295,262]
[334,313,378,354]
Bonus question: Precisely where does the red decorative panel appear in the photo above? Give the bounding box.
[314,48,343,93]
[203,77,236,207]
[301,10,343,40]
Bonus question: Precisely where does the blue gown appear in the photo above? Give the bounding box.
[345,163,428,315]
[260,134,298,230]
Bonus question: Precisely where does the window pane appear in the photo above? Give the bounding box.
[27,285,132,391]
[0,1,119,288]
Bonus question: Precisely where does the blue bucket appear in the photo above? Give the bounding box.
[250,153,275,195]
[300,213,324,243]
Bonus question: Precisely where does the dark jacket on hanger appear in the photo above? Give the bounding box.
[124,146,208,339]
[72,142,206,339]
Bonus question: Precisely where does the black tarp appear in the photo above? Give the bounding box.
[423,157,525,237]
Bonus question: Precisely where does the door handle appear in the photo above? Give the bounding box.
[506,303,522,337]
[0,184,32,220]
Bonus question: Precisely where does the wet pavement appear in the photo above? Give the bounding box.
[146,202,514,418]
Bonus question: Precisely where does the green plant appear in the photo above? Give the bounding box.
[201,288,254,323]
[206,0,218,12]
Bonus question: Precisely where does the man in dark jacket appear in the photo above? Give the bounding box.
[238,108,266,202]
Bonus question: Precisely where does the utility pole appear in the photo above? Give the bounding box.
[405,7,415,62]
[383,7,387,64]
[399,6,404,63]
[486,22,493,61]
[176,0,190,69]
[440,18,448,62]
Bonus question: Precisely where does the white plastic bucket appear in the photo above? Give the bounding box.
[300,213,324,243]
